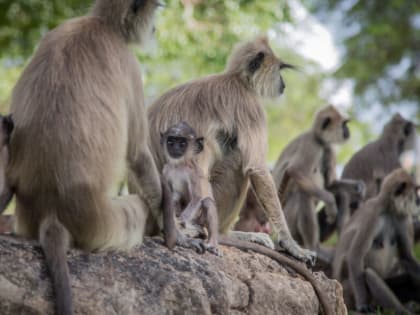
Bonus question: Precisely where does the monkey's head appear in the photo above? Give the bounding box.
[0,114,13,147]
[382,113,417,153]
[91,0,162,44]
[161,122,204,162]
[225,37,294,98]
[380,168,417,216]
[313,105,350,145]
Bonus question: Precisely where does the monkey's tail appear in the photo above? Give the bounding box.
[39,214,73,315]
[219,236,333,315]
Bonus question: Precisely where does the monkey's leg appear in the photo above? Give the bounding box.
[128,148,162,229]
[365,268,413,315]
[88,194,149,251]
[246,166,316,265]
[201,197,221,256]
[228,230,275,249]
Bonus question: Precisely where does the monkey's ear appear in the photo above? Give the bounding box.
[195,137,204,153]
[403,122,412,136]
[321,117,331,130]
[248,52,265,74]
[394,182,407,196]
[2,114,14,135]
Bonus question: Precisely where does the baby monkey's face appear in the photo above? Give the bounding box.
[166,136,190,159]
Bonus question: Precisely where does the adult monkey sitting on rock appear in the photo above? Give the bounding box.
[148,37,315,264]
[7,0,162,314]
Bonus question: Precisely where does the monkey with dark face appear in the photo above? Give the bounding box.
[0,114,14,214]
[333,169,420,314]
[149,37,315,265]
[342,113,417,209]
[161,122,220,255]
[271,105,351,263]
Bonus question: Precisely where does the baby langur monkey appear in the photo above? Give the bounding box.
[333,169,420,314]
[161,122,220,255]
[0,114,14,214]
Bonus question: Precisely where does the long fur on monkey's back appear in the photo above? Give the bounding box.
[8,16,131,243]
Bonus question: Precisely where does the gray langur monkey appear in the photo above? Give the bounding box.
[148,37,315,265]
[333,169,420,314]
[7,1,162,314]
[272,105,353,262]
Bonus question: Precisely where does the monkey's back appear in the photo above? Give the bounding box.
[8,17,132,238]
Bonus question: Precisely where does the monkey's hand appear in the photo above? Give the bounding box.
[278,238,317,267]
[325,198,338,224]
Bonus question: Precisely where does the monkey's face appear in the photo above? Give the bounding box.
[165,136,189,159]
[315,106,350,144]
[161,122,204,160]
[384,114,417,152]
[382,169,416,216]
[226,37,293,98]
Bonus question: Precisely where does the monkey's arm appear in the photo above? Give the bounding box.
[347,223,375,311]
[322,145,337,185]
[287,167,337,223]
[162,178,177,249]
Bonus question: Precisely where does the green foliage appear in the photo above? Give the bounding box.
[308,0,420,111]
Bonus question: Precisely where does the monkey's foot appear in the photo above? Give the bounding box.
[204,243,223,257]
[177,236,206,254]
[278,239,317,267]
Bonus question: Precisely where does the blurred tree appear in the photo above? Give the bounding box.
[307,0,420,112]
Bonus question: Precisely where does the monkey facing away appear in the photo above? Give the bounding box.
[148,37,315,265]
[161,122,220,255]
[342,113,417,207]
[7,1,162,314]
[333,169,420,314]
[271,105,351,262]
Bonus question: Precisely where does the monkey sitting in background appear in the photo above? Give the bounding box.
[0,114,14,214]
[162,122,220,255]
[342,113,417,211]
[233,187,272,234]
[271,105,353,263]
[333,169,420,314]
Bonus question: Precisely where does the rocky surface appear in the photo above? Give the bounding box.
[0,235,346,315]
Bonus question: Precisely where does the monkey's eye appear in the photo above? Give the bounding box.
[179,140,187,148]
[167,139,174,146]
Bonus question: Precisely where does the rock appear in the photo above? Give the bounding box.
[0,235,346,315]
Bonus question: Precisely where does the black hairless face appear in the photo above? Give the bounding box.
[342,120,350,139]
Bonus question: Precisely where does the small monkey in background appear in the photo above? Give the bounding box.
[272,105,351,262]
[342,113,417,207]
[333,169,420,314]
[234,188,272,234]
[162,122,220,255]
